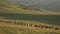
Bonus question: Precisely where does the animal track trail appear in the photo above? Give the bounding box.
[0,20,60,30]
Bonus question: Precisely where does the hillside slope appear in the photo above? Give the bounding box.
[0,0,60,15]
[8,0,60,11]
[0,0,60,34]
[0,22,60,34]
[0,0,60,24]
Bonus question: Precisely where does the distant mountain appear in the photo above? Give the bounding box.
[8,0,60,11]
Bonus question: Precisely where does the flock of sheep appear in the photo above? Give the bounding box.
[0,20,60,30]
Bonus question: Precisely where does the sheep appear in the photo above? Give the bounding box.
[29,24,34,27]
[43,25,49,29]
[34,24,41,28]
[54,27,60,30]
[48,26,53,29]
[26,24,30,27]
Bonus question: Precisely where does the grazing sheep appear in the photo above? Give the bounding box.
[29,24,34,27]
[43,25,49,29]
[0,20,60,31]
[20,22,24,25]
[13,21,16,24]
[34,24,38,27]
[55,27,60,30]
[23,23,27,26]
[48,26,53,29]
[34,24,40,27]
[27,24,30,27]
[40,26,44,28]
[38,25,42,27]
[14,21,18,24]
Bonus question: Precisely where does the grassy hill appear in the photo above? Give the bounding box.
[0,22,60,34]
[0,0,60,34]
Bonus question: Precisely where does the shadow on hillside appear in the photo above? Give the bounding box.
[0,13,60,25]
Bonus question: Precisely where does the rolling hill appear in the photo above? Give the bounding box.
[8,0,60,11]
[0,0,60,34]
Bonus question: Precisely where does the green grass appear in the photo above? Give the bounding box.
[0,13,60,25]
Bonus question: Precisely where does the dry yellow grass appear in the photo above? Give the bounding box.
[0,22,60,34]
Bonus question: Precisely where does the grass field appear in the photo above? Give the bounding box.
[0,22,60,34]
[0,0,60,34]
[0,13,60,25]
